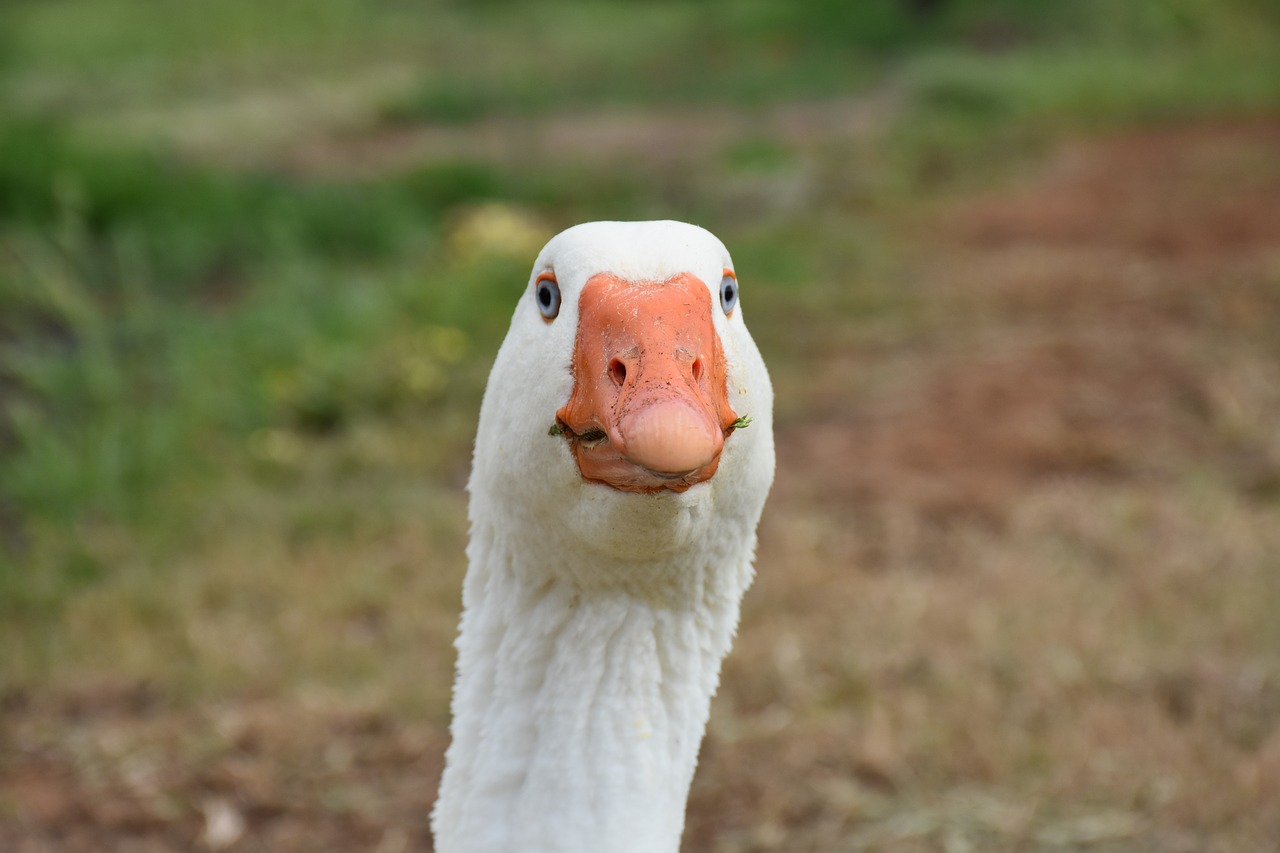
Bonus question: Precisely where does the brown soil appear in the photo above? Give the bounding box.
[783,119,1280,526]
[1,685,445,852]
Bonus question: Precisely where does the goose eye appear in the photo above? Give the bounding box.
[535,275,561,320]
[719,273,738,315]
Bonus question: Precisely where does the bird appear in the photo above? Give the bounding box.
[431,220,775,853]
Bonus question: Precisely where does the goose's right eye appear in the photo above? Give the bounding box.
[719,271,738,315]
[536,274,561,320]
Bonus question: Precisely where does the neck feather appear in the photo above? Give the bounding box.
[432,513,754,853]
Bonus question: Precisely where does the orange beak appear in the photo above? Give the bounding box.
[555,272,739,493]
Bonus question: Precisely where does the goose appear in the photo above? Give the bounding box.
[431,220,775,853]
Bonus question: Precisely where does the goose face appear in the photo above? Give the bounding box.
[473,220,773,556]
[554,270,739,493]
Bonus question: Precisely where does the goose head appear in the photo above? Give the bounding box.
[470,220,774,564]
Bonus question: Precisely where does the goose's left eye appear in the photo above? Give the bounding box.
[719,273,738,315]
[536,275,561,320]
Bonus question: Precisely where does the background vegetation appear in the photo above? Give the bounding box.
[2,1,1279,849]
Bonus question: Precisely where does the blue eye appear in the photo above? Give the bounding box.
[719,273,738,315]
[536,275,560,320]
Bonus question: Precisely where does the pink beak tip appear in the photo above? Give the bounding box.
[619,401,722,476]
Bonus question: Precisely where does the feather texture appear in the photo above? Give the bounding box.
[433,221,775,853]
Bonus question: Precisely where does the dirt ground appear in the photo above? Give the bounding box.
[692,118,1280,851]
[4,118,1280,851]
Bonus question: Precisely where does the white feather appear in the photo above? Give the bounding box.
[433,221,775,853]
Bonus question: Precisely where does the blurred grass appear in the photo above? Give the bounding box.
[0,1,1274,845]
[2,0,1277,688]
[1,1,1279,846]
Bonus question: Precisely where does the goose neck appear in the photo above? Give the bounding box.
[431,526,750,853]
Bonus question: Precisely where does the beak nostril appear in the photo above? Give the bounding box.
[691,358,704,382]
[608,359,627,387]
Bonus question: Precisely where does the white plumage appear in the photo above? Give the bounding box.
[432,221,775,853]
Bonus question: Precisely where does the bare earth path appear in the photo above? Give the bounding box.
[4,119,1280,851]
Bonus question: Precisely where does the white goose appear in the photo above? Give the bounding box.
[432,220,775,853]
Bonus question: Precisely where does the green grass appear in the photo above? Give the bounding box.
[2,0,1279,688]
[2,3,1280,849]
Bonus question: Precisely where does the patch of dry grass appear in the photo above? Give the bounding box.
[684,120,1280,851]
[4,112,1280,853]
